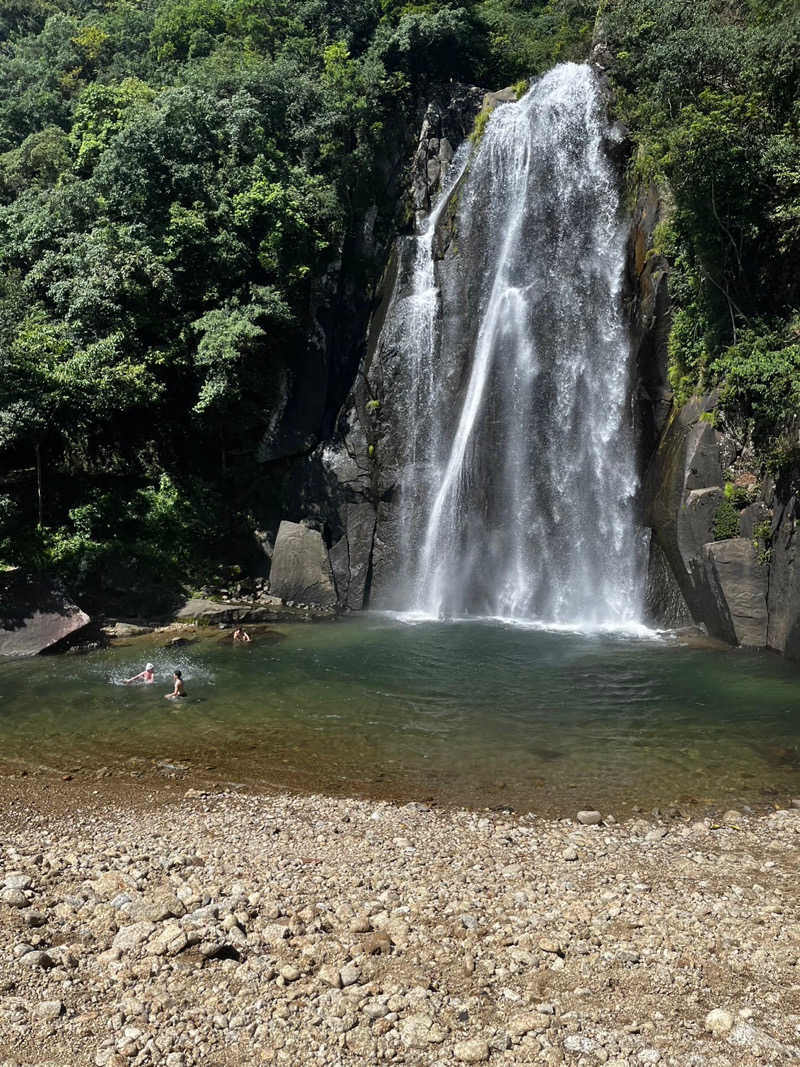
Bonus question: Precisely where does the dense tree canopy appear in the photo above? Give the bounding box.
[0,0,797,610]
[601,0,800,463]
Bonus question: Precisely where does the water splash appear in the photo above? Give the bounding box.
[386,63,643,626]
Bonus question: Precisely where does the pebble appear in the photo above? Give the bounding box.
[317,963,341,988]
[562,846,579,861]
[644,827,667,842]
[0,784,796,1067]
[18,950,53,969]
[453,1037,490,1062]
[576,810,602,825]
[399,1013,447,1048]
[339,961,360,987]
[1,888,29,908]
[4,873,33,891]
[704,1008,734,1036]
[33,999,64,1019]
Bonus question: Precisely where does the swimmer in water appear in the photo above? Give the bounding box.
[125,663,155,684]
[233,627,251,643]
[165,669,187,700]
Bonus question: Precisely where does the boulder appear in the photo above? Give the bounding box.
[327,501,376,610]
[643,396,735,640]
[268,521,337,608]
[767,493,800,658]
[680,487,723,562]
[0,572,90,657]
[642,538,692,628]
[738,500,771,541]
[703,538,768,647]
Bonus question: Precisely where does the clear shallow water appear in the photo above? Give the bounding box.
[0,617,799,814]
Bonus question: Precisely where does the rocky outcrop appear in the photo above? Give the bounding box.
[644,397,726,632]
[642,392,782,647]
[642,540,692,628]
[702,538,768,647]
[292,85,484,611]
[766,491,800,658]
[0,572,90,656]
[174,596,333,624]
[410,86,484,219]
[268,521,337,609]
[627,184,673,463]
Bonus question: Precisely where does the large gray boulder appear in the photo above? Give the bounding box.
[703,538,768,647]
[328,501,376,610]
[0,573,90,656]
[767,494,800,658]
[644,396,729,633]
[268,522,337,608]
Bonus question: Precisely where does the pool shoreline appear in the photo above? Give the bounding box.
[1,749,797,825]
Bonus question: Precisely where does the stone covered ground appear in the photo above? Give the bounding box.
[0,781,798,1067]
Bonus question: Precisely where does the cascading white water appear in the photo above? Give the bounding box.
[383,63,643,625]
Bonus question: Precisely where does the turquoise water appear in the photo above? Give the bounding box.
[0,615,799,813]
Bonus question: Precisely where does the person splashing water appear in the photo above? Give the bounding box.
[165,669,187,700]
[124,663,154,684]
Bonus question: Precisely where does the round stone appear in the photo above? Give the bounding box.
[704,1008,734,1036]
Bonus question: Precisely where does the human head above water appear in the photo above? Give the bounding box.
[146,662,154,671]
[174,669,182,679]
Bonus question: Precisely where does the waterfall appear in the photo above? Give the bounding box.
[381,63,643,626]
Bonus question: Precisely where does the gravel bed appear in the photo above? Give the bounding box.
[1,787,799,1066]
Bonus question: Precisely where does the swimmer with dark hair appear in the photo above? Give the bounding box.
[165,669,187,699]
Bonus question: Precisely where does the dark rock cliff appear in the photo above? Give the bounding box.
[269,85,484,610]
[630,186,797,654]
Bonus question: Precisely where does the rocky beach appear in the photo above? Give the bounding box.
[1,778,798,1067]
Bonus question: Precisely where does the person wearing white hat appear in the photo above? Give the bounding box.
[124,663,155,684]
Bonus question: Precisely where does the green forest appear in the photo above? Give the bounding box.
[0,0,798,614]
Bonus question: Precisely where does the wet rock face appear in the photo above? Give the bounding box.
[0,572,90,656]
[643,395,731,639]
